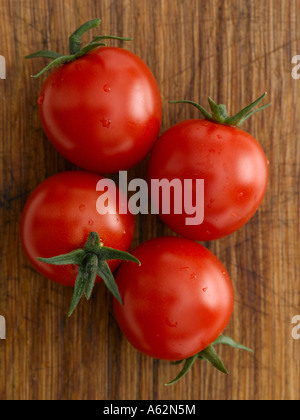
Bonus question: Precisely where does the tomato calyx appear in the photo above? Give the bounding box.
[25,18,132,78]
[170,92,271,127]
[37,232,140,317]
[166,334,252,386]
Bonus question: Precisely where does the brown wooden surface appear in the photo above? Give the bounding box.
[0,0,299,400]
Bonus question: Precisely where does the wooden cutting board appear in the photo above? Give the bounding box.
[0,0,299,400]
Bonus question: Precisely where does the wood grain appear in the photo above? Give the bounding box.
[0,0,299,400]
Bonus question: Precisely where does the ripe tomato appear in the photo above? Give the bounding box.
[27,19,162,174]
[113,237,234,361]
[36,45,162,174]
[148,97,269,241]
[21,171,135,287]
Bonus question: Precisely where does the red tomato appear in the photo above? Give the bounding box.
[38,47,162,174]
[148,120,269,241]
[20,171,135,287]
[113,237,234,361]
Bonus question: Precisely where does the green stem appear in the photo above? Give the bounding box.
[69,18,101,54]
[166,334,252,386]
[37,232,140,317]
[170,93,271,127]
[25,18,132,78]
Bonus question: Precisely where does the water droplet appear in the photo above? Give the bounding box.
[267,160,270,166]
[190,273,197,279]
[38,94,44,105]
[206,230,211,235]
[202,287,208,292]
[88,219,94,226]
[103,84,111,92]
[231,212,237,218]
[238,192,244,198]
[165,318,178,328]
[217,135,222,140]
[222,271,226,276]
[208,198,214,209]
[79,204,86,212]
[123,230,127,235]
[100,119,111,128]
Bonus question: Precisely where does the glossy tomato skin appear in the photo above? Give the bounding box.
[114,237,234,361]
[38,47,162,174]
[21,171,135,287]
[148,120,269,241]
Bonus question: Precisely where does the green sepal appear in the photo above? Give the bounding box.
[37,232,140,317]
[170,93,271,127]
[99,247,141,265]
[83,253,99,301]
[30,54,75,78]
[165,355,198,386]
[166,334,252,386]
[68,254,98,317]
[97,261,122,306]
[26,18,132,78]
[75,42,106,58]
[225,94,271,126]
[92,35,133,45]
[200,345,228,374]
[68,265,89,317]
[37,249,85,265]
[169,100,212,120]
[213,334,253,353]
[25,50,63,60]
